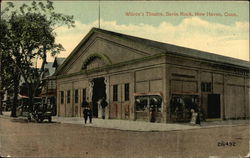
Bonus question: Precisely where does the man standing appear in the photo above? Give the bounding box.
[196,108,201,126]
[101,98,108,119]
[83,106,88,124]
[149,98,157,122]
[87,105,92,123]
[82,98,89,124]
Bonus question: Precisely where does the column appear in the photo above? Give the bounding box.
[164,64,171,123]
[130,71,135,120]
[222,74,226,120]
[104,76,110,118]
[162,64,167,123]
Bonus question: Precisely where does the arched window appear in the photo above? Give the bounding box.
[81,53,112,70]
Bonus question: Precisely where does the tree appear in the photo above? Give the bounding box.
[0,1,12,114]
[1,0,74,117]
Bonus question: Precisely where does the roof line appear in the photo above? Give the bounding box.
[54,27,249,76]
[92,27,249,68]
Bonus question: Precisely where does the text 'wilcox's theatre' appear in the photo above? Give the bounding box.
[53,28,249,123]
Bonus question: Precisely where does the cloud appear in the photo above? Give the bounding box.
[48,17,249,63]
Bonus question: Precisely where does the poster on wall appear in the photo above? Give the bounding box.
[0,0,249,158]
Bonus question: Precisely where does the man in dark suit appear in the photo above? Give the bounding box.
[83,107,88,124]
[82,98,90,124]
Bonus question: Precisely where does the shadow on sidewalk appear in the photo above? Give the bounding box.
[10,117,59,124]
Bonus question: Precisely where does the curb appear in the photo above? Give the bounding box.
[1,114,249,132]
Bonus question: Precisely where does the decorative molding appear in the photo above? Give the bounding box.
[57,53,166,79]
[88,80,94,101]
[82,53,112,70]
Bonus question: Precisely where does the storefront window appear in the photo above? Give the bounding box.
[170,94,199,122]
[135,95,162,112]
[149,95,162,112]
[135,96,148,111]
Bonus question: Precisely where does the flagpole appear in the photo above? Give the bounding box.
[98,0,100,28]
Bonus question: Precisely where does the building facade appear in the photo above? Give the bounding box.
[41,57,66,115]
[54,28,249,122]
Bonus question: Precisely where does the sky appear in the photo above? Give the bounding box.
[2,1,249,65]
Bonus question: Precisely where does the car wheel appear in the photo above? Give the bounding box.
[38,118,43,123]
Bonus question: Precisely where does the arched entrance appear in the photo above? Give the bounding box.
[91,77,106,118]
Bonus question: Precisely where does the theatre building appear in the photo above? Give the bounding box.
[54,28,249,123]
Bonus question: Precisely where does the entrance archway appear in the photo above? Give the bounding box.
[92,77,106,117]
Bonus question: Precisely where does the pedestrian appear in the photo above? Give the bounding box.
[150,105,156,122]
[149,98,157,122]
[196,109,201,126]
[83,107,88,124]
[101,98,108,119]
[190,109,201,126]
[190,109,196,125]
[87,104,92,123]
[82,98,89,124]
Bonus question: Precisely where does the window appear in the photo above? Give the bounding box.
[201,83,205,92]
[149,95,162,112]
[124,83,129,101]
[170,94,198,121]
[74,89,79,104]
[82,88,86,101]
[67,90,71,104]
[60,91,64,104]
[135,95,162,112]
[113,85,118,101]
[207,83,212,92]
[201,82,212,92]
[135,96,148,112]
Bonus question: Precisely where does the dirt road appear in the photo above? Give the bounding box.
[0,117,249,158]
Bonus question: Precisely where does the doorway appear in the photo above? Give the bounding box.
[92,77,106,118]
[207,94,221,118]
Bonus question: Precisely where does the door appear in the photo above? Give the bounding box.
[92,77,106,118]
[207,94,221,118]
[110,84,122,119]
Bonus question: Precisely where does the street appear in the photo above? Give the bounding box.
[0,117,249,158]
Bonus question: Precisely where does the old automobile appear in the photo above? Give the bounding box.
[31,102,53,123]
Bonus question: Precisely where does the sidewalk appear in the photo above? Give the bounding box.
[53,116,249,132]
[1,112,249,132]
[53,116,202,131]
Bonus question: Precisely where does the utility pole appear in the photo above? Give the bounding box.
[0,0,3,115]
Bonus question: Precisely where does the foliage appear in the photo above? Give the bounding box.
[1,0,75,115]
